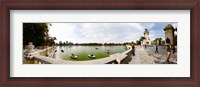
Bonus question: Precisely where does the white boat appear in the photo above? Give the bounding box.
[70,55,77,59]
[88,54,95,58]
[70,53,77,59]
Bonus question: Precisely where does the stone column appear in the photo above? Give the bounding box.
[163,24,175,45]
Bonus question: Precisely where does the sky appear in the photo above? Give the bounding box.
[48,22,177,43]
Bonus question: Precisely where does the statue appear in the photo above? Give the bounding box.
[143,29,151,45]
[24,42,39,59]
[26,42,36,53]
[164,24,174,45]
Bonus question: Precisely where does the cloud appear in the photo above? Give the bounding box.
[52,23,144,42]
[149,22,178,41]
[49,23,176,43]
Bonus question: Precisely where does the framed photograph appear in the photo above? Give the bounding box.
[1,0,199,87]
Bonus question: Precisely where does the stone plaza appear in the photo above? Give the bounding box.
[129,46,177,64]
[129,24,177,64]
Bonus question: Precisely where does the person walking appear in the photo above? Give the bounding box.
[167,44,172,63]
[155,45,159,53]
[132,45,135,56]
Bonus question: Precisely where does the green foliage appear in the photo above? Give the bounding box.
[136,40,141,45]
[123,41,135,45]
[59,41,63,45]
[153,38,162,45]
[174,35,177,46]
[174,27,177,46]
[134,37,145,45]
[23,23,49,47]
[153,38,162,42]
[140,36,145,41]
[47,37,56,46]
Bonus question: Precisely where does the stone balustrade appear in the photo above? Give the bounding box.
[37,47,54,56]
[24,49,133,64]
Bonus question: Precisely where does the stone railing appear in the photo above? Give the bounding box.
[23,46,55,64]
[37,47,54,56]
[24,49,133,64]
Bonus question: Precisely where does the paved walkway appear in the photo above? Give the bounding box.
[129,46,177,64]
[145,46,177,64]
[129,47,155,64]
[129,47,141,64]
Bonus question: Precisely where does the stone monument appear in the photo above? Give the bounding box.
[142,29,151,45]
[24,42,39,59]
[163,24,175,45]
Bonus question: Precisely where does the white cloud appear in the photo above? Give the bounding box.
[49,23,175,43]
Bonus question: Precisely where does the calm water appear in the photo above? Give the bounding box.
[54,45,127,61]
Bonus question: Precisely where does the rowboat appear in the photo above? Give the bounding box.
[88,54,95,58]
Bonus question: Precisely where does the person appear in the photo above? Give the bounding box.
[167,44,172,63]
[132,45,135,56]
[71,53,75,57]
[155,45,159,53]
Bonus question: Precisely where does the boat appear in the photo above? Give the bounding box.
[70,55,77,59]
[95,48,99,49]
[106,50,110,53]
[61,49,64,52]
[70,53,77,59]
[54,50,57,52]
[88,54,95,58]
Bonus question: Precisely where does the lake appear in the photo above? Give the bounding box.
[54,45,128,61]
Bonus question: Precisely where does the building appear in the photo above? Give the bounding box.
[163,24,175,45]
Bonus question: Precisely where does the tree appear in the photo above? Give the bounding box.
[174,27,177,32]
[136,40,141,45]
[153,38,162,42]
[23,23,49,47]
[59,41,63,45]
[66,41,68,45]
[140,37,145,42]
[53,37,57,41]
[63,42,66,45]
[131,41,135,45]
[47,37,56,46]
[174,27,177,46]
[153,38,162,45]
